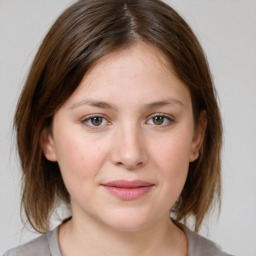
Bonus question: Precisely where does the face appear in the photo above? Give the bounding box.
[42,43,206,232]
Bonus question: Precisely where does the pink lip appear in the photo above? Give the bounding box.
[102,180,154,200]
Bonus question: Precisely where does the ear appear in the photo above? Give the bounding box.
[40,128,57,162]
[189,110,207,162]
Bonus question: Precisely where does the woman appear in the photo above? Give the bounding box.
[4,0,231,255]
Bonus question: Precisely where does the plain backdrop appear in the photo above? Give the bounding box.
[0,0,255,255]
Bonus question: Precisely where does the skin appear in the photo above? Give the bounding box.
[42,43,206,256]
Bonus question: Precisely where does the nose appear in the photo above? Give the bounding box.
[109,124,148,170]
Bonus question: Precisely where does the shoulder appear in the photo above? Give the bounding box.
[3,234,49,256]
[3,227,61,256]
[181,224,233,256]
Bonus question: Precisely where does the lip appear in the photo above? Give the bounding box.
[101,180,154,200]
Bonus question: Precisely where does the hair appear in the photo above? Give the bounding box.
[14,0,222,233]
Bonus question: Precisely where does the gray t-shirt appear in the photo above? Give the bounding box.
[3,225,232,256]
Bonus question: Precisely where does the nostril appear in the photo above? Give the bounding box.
[123,161,144,170]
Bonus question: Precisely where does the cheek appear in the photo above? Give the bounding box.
[54,133,108,182]
[53,135,110,203]
[151,133,192,191]
[154,132,193,167]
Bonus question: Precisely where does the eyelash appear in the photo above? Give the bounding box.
[146,114,174,127]
[81,114,175,129]
[82,115,110,129]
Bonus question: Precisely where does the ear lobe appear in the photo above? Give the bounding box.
[189,110,207,162]
[40,128,57,162]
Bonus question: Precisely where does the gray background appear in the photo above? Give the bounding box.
[0,0,255,255]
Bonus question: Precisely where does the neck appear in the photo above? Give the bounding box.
[58,213,187,256]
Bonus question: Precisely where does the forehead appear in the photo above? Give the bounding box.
[86,43,173,82]
[62,42,192,109]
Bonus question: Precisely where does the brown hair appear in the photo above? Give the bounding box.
[15,0,222,233]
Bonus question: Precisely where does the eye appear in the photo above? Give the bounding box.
[146,114,174,126]
[82,115,109,127]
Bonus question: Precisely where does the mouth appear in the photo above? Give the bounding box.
[101,180,154,200]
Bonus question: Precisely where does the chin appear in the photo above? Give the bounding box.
[100,209,159,232]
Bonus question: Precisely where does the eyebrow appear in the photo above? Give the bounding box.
[69,98,185,110]
[144,99,185,109]
[69,100,116,110]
